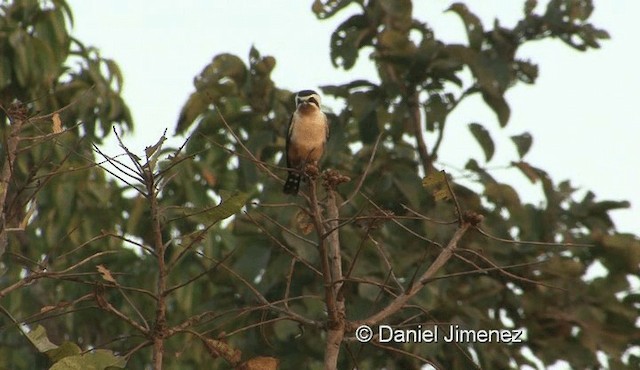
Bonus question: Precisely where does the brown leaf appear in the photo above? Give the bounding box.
[96,264,116,283]
[201,337,242,365]
[422,171,451,201]
[238,356,279,370]
[52,112,62,133]
[40,305,56,314]
[512,161,539,184]
[202,169,217,186]
[295,210,314,235]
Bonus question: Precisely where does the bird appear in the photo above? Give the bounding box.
[283,90,329,195]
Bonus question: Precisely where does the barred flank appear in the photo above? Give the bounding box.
[283,172,301,195]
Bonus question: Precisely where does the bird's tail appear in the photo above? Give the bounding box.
[283,171,301,195]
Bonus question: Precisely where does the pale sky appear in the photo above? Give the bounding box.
[66,0,638,234]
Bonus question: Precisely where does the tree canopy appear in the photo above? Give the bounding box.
[1,1,638,369]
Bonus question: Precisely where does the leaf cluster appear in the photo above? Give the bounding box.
[1,1,638,370]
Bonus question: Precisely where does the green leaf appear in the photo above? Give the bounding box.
[349,91,380,143]
[104,59,124,92]
[188,191,249,225]
[175,92,208,134]
[482,91,510,127]
[524,0,537,16]
[510,132,533,158]
[9,29,35,86]
[422,171,446,187]
[144,133,167,161]
[49,349,126,370]
[25,325,58,353]
[320,80,377,99]
[0,56,11,90]
[330,15,371,69]
[205,53,247,87]
[46,341,82,363]
[422,171,451,201]
[468,123,495,161]
[448,3,484,50]
[34,8,70,63]
[380,0,412,23]
[484,183,521,211]
[465,158,496,184]
[425,93,450,131]
[515,60,539,84]
[511,161,539,183]
[274,320,302,341]
[29,37,55,84]
[312,0,357,19]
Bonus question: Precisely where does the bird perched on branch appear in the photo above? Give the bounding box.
[283,90,329,195]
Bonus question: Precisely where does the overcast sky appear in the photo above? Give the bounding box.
[66,0,638,234]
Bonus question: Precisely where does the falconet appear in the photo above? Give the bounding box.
[283,90,329,195]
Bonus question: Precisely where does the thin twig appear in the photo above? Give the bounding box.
[243,211,321,276]
[356,223,470,326]
[340,133,382,208]
[96,291,149,335]
[369,340,441,369]
[212,106,281,182]
[456,248,565,291]
[442,170,463,225]
[474,226,594,248]
[408,91,434,174]
[431,87,475,159]
[401,203,457,225]
[284,258,297,311]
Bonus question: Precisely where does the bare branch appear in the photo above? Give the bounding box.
[369,340,441,369]
[357,222,470,326]
[95,288,149,335]
[340,133,382,208]
[408,91,434,175]
[475,226,594,248]
[212,105,282,183]
[0,102,27,255]
[284,258,296,311]
[443,170,463,225]
[431,87,475,160]
[243,210,321,276]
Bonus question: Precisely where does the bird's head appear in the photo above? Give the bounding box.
[295,90,321,109]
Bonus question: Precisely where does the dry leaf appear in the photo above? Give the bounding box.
[295,210,314,235]
[202,169,217,186]
[40,305,56,314]
[97,264,116,283]
[238,356,279,370]
[202,337,242,364]
[422,170,452,201]
[52,112,62,133]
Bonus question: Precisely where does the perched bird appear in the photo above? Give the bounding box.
[283,90,329,195]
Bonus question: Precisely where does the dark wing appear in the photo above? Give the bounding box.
[325,113,330,141]
[285,114,294,168]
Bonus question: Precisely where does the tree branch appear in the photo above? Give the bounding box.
[323,185,346,370]
[0,102,27,256]
[356,222,470,326]
[408,91,434,175]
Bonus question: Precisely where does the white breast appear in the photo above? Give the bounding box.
[290,108,327,163]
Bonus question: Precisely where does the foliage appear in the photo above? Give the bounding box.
[0,0,132,257]
[1,0,639,370]
[1,0,132,368]
[170,0,637,368]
